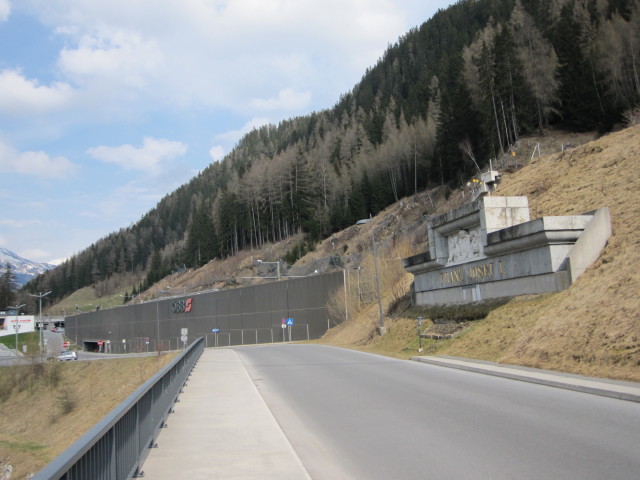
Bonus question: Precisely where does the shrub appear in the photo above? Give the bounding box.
[58,389,77,415]
[409,298,510,324]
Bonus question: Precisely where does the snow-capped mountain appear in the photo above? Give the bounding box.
[0,248,55,288]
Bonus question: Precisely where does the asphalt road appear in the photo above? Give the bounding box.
[236,344,640,480]
[0,330,158,365]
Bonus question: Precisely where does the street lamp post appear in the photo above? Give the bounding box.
[256,260,281,280]
[13,323,20,351]
[9,304,26,352]
[29,291,52,355]
[155,288,170,352]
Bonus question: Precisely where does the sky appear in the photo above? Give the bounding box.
[0,0,454,265]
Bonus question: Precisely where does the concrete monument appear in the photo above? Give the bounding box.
[403,190,611,306]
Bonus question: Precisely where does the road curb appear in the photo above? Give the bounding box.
[411,356,640,403]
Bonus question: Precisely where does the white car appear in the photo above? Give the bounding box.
[57,351,78,361]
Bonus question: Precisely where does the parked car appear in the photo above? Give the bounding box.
[57,351,77,361]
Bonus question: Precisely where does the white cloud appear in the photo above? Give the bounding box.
[250,88,311,112]
[0,139,78,179]
[21,0,425,113]
[0,68,74,116]
[0,218,45,228]
[208,146,225,162]
[0,0,10,21]
[86,137,188,172]
[58,30,164,88]
[215,118,271,145]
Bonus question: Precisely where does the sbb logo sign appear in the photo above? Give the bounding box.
[172,298,193,314]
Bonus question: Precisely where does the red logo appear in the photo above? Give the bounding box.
[172,298,193,314]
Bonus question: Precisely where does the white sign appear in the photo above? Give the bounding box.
[0,316,35,337]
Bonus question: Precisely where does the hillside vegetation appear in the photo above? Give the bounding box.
[323,125,640,382]
[22,0,640,312]
[5,125,636,479]
[46,125,639,385]
[0,354,175,479]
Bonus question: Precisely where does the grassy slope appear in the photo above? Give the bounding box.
[50,286,131,316]
[0,354,175,478]
[443,124,640,379]
[324,125,640,382]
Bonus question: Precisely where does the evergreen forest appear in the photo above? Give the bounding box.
[23,0,640,304]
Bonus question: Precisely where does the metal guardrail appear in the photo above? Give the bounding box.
[33,337,205,480]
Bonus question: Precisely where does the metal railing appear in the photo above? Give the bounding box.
[33,337,204,480]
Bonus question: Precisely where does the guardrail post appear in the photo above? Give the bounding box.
[33,338,204,480]
[110,428,116,480]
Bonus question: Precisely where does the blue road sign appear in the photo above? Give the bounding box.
[286,318,294,326]
[212,328,220,333]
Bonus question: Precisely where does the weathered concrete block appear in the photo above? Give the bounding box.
[404,196,611,305]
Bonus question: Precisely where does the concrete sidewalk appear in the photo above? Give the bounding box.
[141,348,311,479]
[412,355,640,403]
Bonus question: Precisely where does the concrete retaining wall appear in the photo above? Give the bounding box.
[65,271,344,352]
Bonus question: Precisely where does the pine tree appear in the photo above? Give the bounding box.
[554,3,602,130]
[0,263,17,309]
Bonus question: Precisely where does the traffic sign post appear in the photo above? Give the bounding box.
[212,328,220,347]
[286,318,294,342]
[181,328,188,349]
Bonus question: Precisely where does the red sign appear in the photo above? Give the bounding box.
[63,342,69,347]
[97,340,103,346]
[171,298,193,314]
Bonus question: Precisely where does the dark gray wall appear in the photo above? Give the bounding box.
[66,272,344,352]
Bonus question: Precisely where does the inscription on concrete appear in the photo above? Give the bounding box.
[404,193,611,305]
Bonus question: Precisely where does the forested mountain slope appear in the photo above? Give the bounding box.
[23,0,640,306]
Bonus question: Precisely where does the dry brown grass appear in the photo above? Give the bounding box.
[0,354,175,479]
[323,125,640,382]
[476,125,640,380]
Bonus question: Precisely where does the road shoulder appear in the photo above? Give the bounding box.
[412,355,640,403]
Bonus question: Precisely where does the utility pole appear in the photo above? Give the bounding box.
[29,291,51,355]
[371,227,385,333]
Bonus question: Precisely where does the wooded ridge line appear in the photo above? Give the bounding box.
[21,0,640,305]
